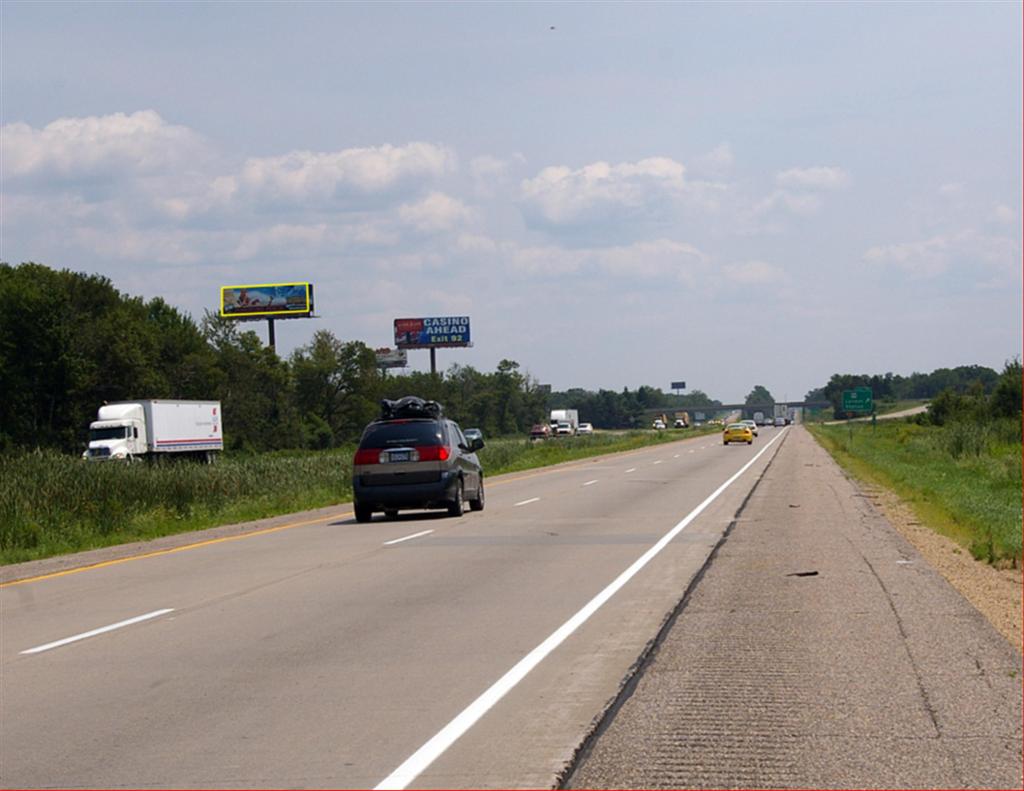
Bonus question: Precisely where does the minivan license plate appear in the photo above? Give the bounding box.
[388,450,410,463]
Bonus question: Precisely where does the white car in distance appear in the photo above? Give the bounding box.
[555,421,574,436]
[577,422,594,435]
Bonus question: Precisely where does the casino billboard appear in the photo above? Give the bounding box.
[393,316,471,349]
[220,283,314,319]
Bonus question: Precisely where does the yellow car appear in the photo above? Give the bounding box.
[723,423,753,445]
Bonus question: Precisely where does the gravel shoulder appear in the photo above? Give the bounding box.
[853,479,1022,649]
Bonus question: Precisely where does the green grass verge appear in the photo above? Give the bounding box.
[808,420,1021,566]
[1,426,721,565]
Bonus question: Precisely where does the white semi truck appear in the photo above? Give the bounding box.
[83,400,223,462]
[549,409,580,436]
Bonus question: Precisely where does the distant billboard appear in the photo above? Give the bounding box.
[220,283,313,319]
[394,316,471,349]
[375,347,409,369]
[671,381,686,390]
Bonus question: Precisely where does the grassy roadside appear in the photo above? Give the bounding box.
[808,420,1021,566]
[0,426,720,565]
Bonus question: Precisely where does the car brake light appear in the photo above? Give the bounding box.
[353,449,378,465]
[415,445,450,461]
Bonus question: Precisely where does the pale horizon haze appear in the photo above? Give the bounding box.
[2,1,1021,402]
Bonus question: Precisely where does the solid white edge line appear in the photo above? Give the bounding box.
[383,530,435,546]
[21,608,175,655]
[514,497,540,507]
[374,428,789,790]
[582,480,599,487]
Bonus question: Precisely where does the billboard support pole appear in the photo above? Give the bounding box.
[430,348,437,375]
[267,318,276,352]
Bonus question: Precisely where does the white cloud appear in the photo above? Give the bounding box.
[864,229,1019,279]
[456,233,499,254]
[4,111,469,271]
[864,234,953,276]
[775,166,850,190]
[519,157,686,226]
[227,142,456,204]
[939,182,964,198]
[3,110,206,182]
[595,239,706,285]
[399,192,473,232]
[754,189,822,216]
[692,143,735,177]
[470,155,510,181]
[992,204,1016,224]
[723,260,785,284]
[457,236,707,284]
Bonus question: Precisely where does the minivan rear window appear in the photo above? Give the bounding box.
[359,421,444,449]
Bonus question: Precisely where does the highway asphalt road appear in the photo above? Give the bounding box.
[3,428,786,789]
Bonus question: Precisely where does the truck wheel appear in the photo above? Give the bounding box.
[354,503,373,523]
[448,480,465,517]
[469,478,485,511]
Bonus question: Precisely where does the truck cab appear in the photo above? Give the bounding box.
[83,404,148,460]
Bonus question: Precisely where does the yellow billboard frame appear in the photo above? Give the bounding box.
[220,282,313,319]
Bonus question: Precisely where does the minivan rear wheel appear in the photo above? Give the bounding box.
[354,503,373,523]
[448,480,465,517]
[468,477,485,511]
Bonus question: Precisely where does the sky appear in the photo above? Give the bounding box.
[2,1,1021,402]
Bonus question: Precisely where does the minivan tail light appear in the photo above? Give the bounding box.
[415,445,450,461]
[353,449,379,465]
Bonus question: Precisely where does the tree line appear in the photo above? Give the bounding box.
[805,365,1017,419]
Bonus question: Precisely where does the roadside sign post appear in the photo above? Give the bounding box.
[841,387,874,444]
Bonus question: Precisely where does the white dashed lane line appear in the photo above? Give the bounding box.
[624,468,637,473]
[582,480,599,487]
[653,460,663,465]
[514,498,541,507]
[384,530,434,546]
[21,609,175,655]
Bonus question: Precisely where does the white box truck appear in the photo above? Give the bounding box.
[83,400,223,462]
[549,409,580,436]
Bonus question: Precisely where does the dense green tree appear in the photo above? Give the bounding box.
[291,331,381,445]
[744,385,775,406]
[0,263,214,450]
[990,359,1022,420]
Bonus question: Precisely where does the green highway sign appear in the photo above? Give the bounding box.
[842,387,873,413]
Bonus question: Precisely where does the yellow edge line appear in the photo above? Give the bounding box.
[0,511,352,589]
[2,434,707,588]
